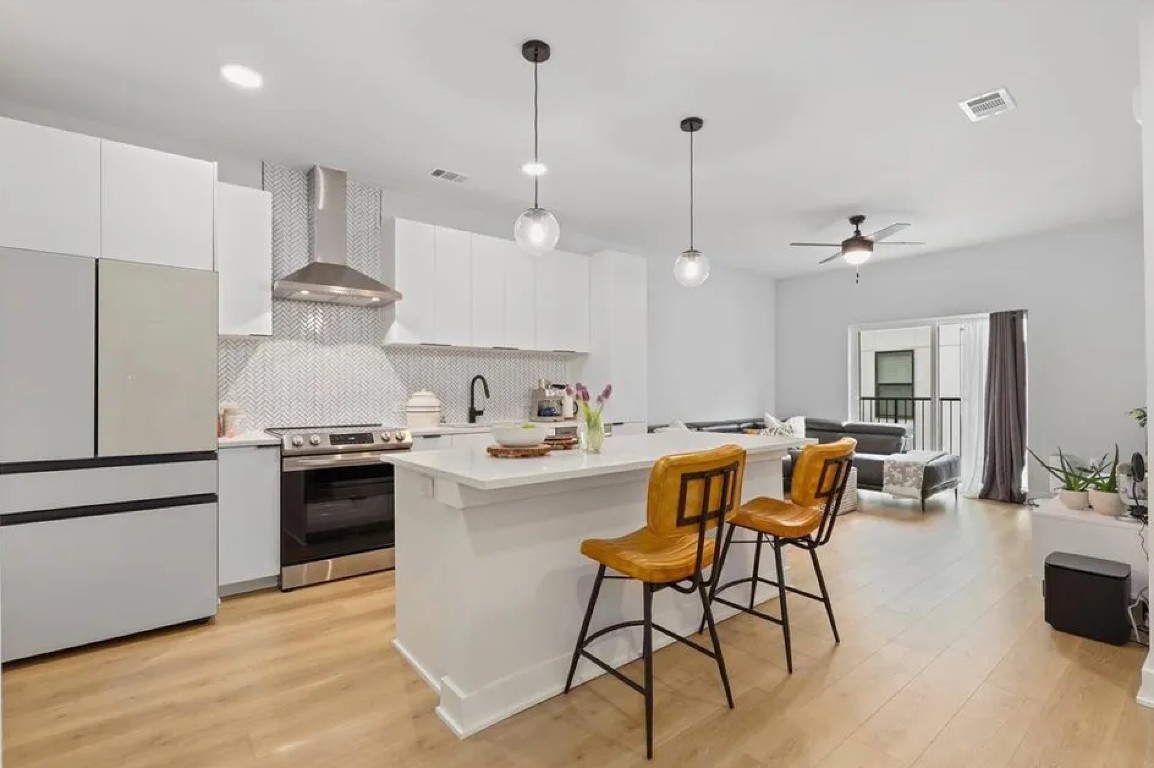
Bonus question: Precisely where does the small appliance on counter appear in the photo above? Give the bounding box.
[531,382,577,422]
[405,390,442,429]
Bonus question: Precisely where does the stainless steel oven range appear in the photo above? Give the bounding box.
[267,424,413,590]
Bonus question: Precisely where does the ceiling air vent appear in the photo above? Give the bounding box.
[959,88,1016,122]
[429,168,468,183]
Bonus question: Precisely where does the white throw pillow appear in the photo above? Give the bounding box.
[762,413,806,438]
[656,419,692,433]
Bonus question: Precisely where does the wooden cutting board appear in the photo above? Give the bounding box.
[486,444,552,459]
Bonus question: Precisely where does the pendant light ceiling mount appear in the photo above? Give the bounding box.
[521,39,551,64]
[514,38,560,256]
[674,115,710,287]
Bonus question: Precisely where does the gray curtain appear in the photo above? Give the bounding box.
[980,310,1027,503]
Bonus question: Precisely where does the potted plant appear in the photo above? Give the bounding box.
[566,383,611,454]
[1088,445,1124,516]
[1027,448,1096,510]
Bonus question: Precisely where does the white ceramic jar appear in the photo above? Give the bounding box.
[406,390,443,429]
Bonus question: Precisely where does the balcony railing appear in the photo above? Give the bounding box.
[857,396,962,456]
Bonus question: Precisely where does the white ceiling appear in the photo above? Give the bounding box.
[0,0,1142,276]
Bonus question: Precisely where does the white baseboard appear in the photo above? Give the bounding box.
[392,637,441,694]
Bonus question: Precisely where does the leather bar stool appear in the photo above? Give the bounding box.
[563,444,747,759]
[705,438,856,673]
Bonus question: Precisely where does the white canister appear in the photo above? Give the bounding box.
[406,390,443,430]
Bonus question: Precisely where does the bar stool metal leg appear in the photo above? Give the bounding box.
[809,546,840,643]
[565,564,606,693]
[772,538,793,673]
[749,532,763,609]
[700,524,736,635]
[696,578,735,708]
[642,583,654,760]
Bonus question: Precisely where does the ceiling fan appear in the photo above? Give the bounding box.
[791,214,924,267]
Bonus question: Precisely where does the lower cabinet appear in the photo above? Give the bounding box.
[218,445,281,593]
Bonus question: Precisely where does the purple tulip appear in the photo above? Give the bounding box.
[600,384,612,402]
[564,386,574,397]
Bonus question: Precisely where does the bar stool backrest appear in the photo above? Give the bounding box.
[647,444,746,541]
[790,438,857,545]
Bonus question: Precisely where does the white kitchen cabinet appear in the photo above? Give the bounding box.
[504,246,537,349]
[0,117,101,257]
[218,445,281,593]
[216,182,272,336]
[534,250,590,352]
[101,140,216,270]
[583,251,649,424]
[383,218,436,344]
[470,234,508,348]
[433,227,473,346]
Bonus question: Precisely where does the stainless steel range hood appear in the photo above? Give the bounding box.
[273,165,402,307]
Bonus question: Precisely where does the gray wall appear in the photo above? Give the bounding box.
[647,256,776,425]
[775,218,1145,493]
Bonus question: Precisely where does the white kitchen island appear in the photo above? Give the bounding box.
[385,431,806,737]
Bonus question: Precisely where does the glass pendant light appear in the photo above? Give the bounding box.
[514,40,560,256]
[674,116,710,287]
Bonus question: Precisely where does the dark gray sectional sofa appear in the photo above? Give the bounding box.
[652,416,961,511]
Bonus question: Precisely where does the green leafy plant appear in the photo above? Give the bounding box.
[1130,407,1147,429]
[1089,445,1120,493]
[1027,447,1100,491]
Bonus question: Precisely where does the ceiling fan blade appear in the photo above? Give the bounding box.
[818,251,844,265]
[873,240,926,246]
[866,222,911,242]
[790,242,841,247]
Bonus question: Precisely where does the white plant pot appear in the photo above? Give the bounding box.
[1058,489,1089,510]
[1088,489,1124,517]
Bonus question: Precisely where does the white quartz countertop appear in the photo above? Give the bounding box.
[384,431,805,490]
[218,433,281,448]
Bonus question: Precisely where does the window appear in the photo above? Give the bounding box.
[875,350,914,419]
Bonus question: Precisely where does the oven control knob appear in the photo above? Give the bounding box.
[380,431,393,442]
[290,436,304,447]
[309,434,322,446]
[395,430,410,442]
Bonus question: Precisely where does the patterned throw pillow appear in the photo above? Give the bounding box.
[762,413,806,437]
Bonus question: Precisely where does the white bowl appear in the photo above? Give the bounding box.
[491,422,547,448]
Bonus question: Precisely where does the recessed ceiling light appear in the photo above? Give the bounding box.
[521,161,548,176]
[220,64,263,90]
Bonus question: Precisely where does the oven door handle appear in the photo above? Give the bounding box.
[283,452,395,472]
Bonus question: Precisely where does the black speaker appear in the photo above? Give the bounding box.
[1044,552,1131,645]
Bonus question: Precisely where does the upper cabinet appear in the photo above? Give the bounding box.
[216,182,272,336]
[382,218,436,344]
[470,234,510,348]
[101,140,216,271]
[383,218,589,352]
[535,250,590,353]
[433,227,473,346]
[0,117,101,257]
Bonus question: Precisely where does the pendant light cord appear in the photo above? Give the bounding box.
[533,59,540,209]
[689,128,695,251]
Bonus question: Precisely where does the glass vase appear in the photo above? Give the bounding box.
[581,418,606,454]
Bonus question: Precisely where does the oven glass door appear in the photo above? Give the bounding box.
[281,458,395,566]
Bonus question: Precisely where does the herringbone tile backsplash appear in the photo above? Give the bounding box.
[217,163,570,430]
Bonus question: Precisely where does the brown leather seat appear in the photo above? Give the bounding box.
[579,444,746,584]
[731,497,821,539]
[581,530,717,584]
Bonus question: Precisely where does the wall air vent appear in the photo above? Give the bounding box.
[429,168,468,183]
[959,88,1016,122]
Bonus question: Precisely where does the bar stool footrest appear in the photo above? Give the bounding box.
[713,595,786,626]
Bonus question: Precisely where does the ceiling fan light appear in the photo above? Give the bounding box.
[843,244,872,266]
[673,249,710,287]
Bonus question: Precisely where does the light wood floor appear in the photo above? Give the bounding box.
[5,495,1154,767]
